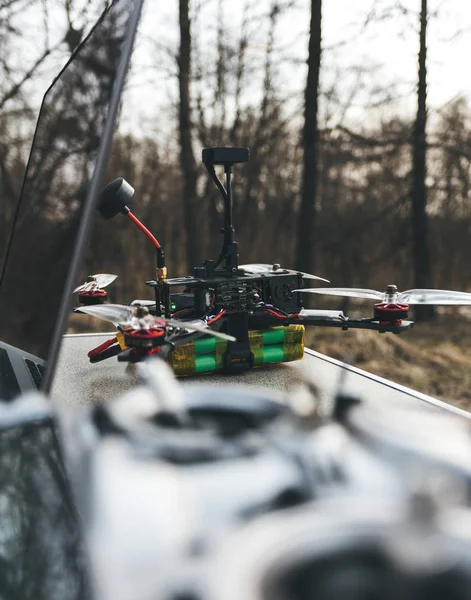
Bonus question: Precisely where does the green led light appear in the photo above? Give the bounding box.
[170,303,177,310]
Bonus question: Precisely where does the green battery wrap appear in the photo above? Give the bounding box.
[194,337,217,355]
[262,329,285,344]
[195,354,217,372]
[168,325,304,376]
[262,345,285,363]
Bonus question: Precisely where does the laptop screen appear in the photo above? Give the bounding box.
[0,1,136,364]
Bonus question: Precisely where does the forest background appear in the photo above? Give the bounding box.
[2,0,471,408]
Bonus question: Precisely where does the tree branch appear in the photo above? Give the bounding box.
[0,40,61,111]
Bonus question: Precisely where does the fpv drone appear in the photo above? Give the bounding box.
[75,146,471,375]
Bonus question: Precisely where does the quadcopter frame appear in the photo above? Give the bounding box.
[86,146,413,373]
[142,147,412,372]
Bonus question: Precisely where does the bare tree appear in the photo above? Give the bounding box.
[295,0,322,274]
[178,0,200,269]
[236,1,281,255]
[411,0,434,320]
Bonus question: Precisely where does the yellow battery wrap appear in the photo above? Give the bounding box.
[168,325,305,376]
[115,331,128,350]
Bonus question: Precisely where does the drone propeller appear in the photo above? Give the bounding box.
[240,263,329,283]
[293,285,471,305]
[75,303,236,342]
[73,273,118,293]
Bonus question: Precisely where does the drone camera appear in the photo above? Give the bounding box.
[202,147,250,167]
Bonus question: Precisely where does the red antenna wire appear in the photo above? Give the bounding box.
[126,211,161,249]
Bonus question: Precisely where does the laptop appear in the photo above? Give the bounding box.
[0,0,144,401]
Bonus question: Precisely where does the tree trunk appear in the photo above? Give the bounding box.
[178,0,199,270]
[295,0,322,275]
[411,0,434,320]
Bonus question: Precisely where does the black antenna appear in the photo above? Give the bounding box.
[202,147,249,272]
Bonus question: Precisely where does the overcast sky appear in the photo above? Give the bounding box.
[118,0,471,136]
[9,0,471,137]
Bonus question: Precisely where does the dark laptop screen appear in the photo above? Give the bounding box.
[0,0,135,361]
